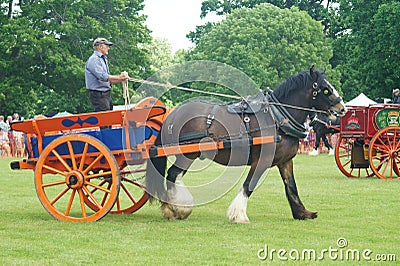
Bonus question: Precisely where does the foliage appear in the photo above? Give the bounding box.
[186,21,217,46]
[188,4,339,98]
[145,38,174,73]
[187,0,339,45]
[0,0,152,118]
[331,0,400,101]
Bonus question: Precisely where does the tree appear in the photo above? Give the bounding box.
[363,2,400,97]
[189,4,339,95]
[187,0,339,45]
[331,0,400,101]
[0,0,152,118]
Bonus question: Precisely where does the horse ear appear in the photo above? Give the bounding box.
[310,65,315,74]
[310,65,317,80]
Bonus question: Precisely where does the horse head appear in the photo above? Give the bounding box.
[309,66,347,117]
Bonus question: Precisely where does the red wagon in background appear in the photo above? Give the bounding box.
[335,103,400,179]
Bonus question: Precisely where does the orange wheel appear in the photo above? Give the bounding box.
[85,165,148,214]
[335,136,374,178]
[369,127,400,180]
[34,134,120,222]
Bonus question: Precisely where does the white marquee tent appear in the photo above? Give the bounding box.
[345,93,377,106]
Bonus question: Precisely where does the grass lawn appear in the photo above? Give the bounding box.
[0,154,399,265]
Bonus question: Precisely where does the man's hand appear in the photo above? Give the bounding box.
[108,71,130,84]
[121,71,130,80]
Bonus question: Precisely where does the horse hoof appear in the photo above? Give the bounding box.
[294,211,318,220]
[161,202,193,220]
[228,216,250,224]
[227,203,250,224]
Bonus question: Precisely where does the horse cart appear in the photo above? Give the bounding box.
[335,103,400,179]
[9,96,275,222]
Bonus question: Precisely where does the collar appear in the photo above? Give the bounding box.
[94,51,106,58]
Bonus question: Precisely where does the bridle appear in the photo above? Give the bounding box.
[312,81,343,106]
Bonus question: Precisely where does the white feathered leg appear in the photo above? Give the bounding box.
[161,177,194,220]
[227,187,250,224]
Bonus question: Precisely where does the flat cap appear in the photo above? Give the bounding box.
[93,37,113,47]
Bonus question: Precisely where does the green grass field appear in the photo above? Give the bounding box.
[0,155,399,265]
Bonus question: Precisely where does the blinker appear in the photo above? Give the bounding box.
[323,88,332,96]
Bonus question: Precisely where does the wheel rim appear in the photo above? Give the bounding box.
[335,136,374,178]
[369,127,400,180]
[34,134,120,222]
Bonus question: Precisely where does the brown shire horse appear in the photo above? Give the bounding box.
[146,67,347,223]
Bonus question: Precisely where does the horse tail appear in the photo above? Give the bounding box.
[145,137,167,203]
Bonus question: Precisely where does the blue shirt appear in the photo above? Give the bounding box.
[0,121,8,132]
[85,51,111,92]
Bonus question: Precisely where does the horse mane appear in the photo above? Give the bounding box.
[272,71,313,101]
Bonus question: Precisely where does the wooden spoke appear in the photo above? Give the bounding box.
[65,189,76,216]
[77,189,87,218]
[67,141,77,170]
[79,143,89,171]
[85,170,113,180]
[82,186,101,209]
[85,181,112,194]
[82,154,104,175]
[50,149,72,172]
[41,179,66,188]
[49,187,70,205]
[42,164,68,176]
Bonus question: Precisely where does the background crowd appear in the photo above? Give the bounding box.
[0,113,25,158]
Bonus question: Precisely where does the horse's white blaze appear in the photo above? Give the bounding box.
[227,187,250,224]
[161,177,194,220]
[325,79,347,114]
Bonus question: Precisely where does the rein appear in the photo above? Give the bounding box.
[267,102,330,116]
[126,78,331,116]
[122,80,130,109]
[128,77,242,100]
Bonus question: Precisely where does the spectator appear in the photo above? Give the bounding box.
[6,116,12,128]
[7,116,15,157]
[14,130,25,158]
[393,89,400,104]
[308,113,340,156]
[0,116,8,132]
[0,128,10,158]
[9,113,20,157]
